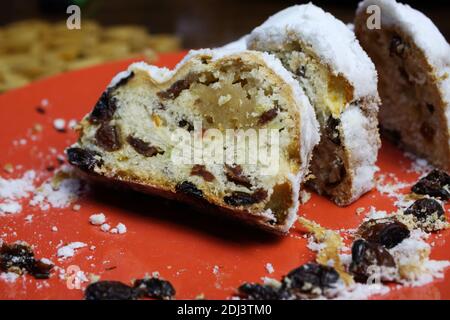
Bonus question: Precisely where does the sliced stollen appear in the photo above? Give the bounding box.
[67,49,320,233]
[355,0,450,171]
[247,4,381,206]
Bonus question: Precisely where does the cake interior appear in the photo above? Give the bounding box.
[356,22,450,171]
[252,40,356,204]
[73,55,304,226]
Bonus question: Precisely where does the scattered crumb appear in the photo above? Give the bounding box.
[51,226,58,232]
[53,119,66,132]
[265,263,274,274]
[116,223,127,234]
[100,224,111,232]
[57,242,87,259]
[72,204,81,211]
[3,164,14,174]
[89,213,106,226]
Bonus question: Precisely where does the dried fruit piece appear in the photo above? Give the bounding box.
[282,263,340,297]
[0,242,53,279]
[224,188,268,206]
[349,239,396,282]
[411,169,450,200]
[389,34,407,57]
[175,181,204,199]
[157,74,197,100]
[95,123,122,152]
[178,119,194,132]
[84,281,137,300]
[258,108,278,125]
[224,164,252,188]
[89,92,118,124]
[67,147,103,172]
[325,116,341,145]
[238,283,285,300]
[127,136,164,157]
[133,278,176,300]
[359,219,410,249]
[404,198,444,221]
[190,165,215,182]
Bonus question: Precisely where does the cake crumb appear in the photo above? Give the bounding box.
[53,119,66,132]
[265,263,274,274]
[100,223,111,232]
[89,213,106,226]
[116,223,127,234]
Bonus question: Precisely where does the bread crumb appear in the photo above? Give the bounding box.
[53,119,66,132]
[89,213,106,225]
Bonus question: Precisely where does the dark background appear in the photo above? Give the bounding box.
[1,0,449,48]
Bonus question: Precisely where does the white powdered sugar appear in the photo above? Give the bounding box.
[247,3,378,99]
[0,272,20,283]
[0,170,36,200]
[57,242,87,259]
[341,106,379,200]
[0,201,23,214]
[29,166,83,211]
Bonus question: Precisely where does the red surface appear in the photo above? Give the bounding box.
[0,52,449,300]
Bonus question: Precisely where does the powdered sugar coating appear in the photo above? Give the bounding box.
[247,3,378,99]
[341,105,379,202]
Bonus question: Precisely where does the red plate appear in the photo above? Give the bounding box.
[0,52,449,300]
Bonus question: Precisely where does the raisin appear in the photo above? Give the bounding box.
[30,259,54,279]
[359,220,410,249]
[296,65,306,78]
[404,198,444,221]
[224,188,267,206]
[133,278,176,300]
[89,91,118,124]
[349,239,396,283]
[258,108,278,125]
[178,119,194,132]
[175,181,204,199]
[84,281,137,300]
[191,165,215,182]
[36,106,46,114]
[157,74,197,100]
[224,164,252,188]
[282,263,339,296]
[127,136,164,157]
[67,147,103,172]
[389,34,407,58]
[426,103,435,114]
[0,242,34,274]
[238,283,285,300]
[325,116,341,145]
[0,242,53,279]
[411,169,450,200]
[420,122,435,141]
[95,123,122,152]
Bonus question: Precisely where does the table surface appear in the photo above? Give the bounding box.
[0,52,449,300]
